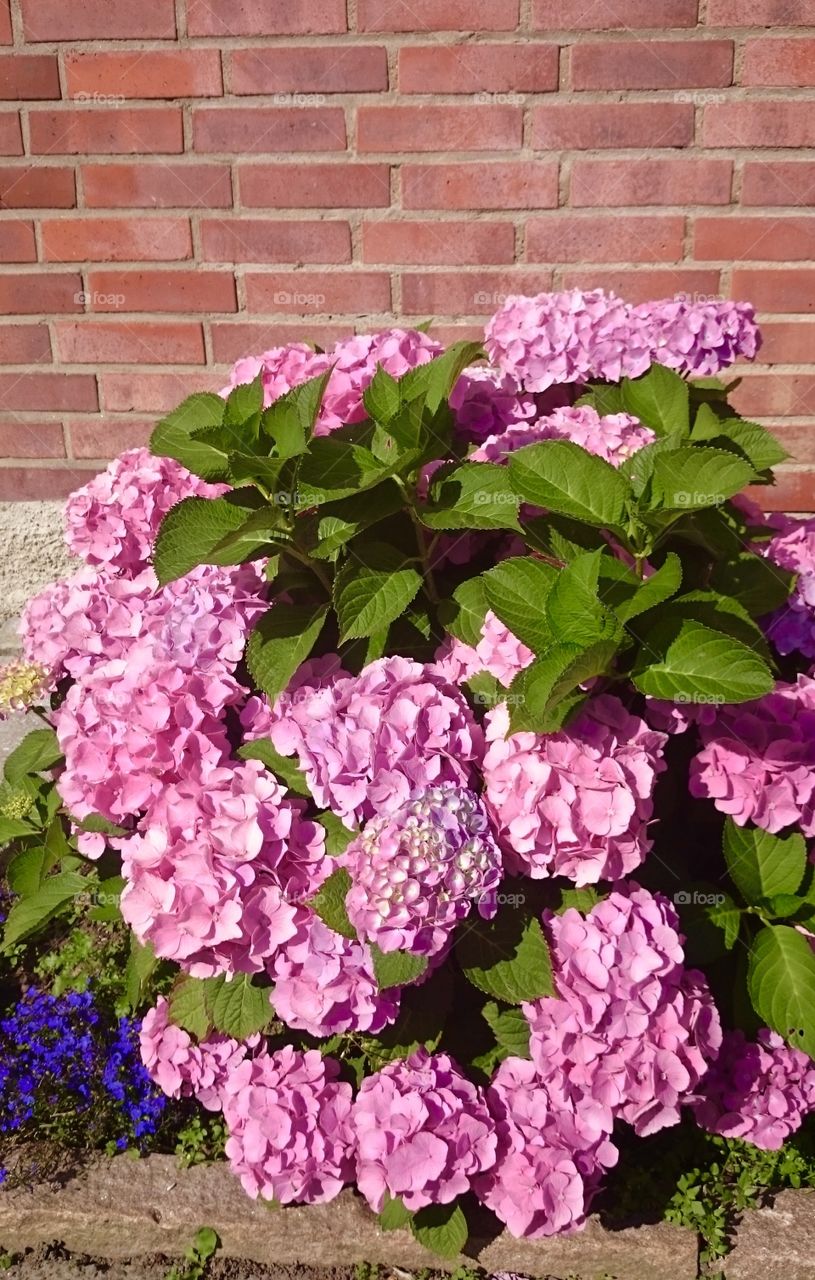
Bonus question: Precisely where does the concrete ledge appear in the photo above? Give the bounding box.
[0,1154,699,1280]
[0,502,74,643]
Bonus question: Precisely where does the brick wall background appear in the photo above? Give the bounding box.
[0,0,813,507]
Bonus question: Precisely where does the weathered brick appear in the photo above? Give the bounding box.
[187,0,346,36]
[0,422,64,457]
[200,219,351,264]
[0,273,83,315]
[533,103,693,150]
[357,0,519,30]
[193,106,346,153]
[29,108,183,154]
[0,372,97,412]
[742,38,815,88]
[533,0,697,27]
[230,46,387,94]
[401,270,550,314]
[41,217,192,263]
[20,0,176,39]
[85,269,237,313]
[0,324,51,364]
[703,102,815,148]
[70,418,152,458]
[570,158,732,207]
[363,220,515,264]
[706,0,815,23]
[65,51,223,100]
[0,112,22,154]
[55,321,205,364]
[100,371,220,413]
[695,216,815,261]
[237,162,389,208]
[527,215,685,263]
[0,466,98,500]
[0,164,75,207]
[731,268,815,312]
[742,161,815,206]
[0,54,60,100]
[571,40,732,91]
[403,161,558,210]
[359,105,521,152]
[560,268,722,303]
[0,221,36,262]
[399,45,557,94]
[244,271,391,314]
[81,162,232,209]
[210,322,346,363]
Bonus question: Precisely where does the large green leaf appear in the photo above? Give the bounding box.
[4,728,62,785]
[648,447,756,513]
[309,483,403,560]
[482,557,558,652]
[125,937,158,1013]
[748,925,815,1059]
[153,495,263,585]
[310,868,356,940]
[508,440,629,529]
[1,871,87,950]
[363,365,402,424]
[263,370,332,459]
[723,821,807,906]
[150,391,229,481]
[602,552,683,623]
[212,974,273,1039]
[421,462,521,532]
[246,604,329,705]
[482,1001,532,1060]
[632,618,774,703]
[457,909,554,1005]
[546,549,621,647]
[411,1202,468,1259]
[6,846,55,896]
[0,816,37,845]
[622,363,690,437]
[334,544,422,642]
[370,945,428,990]
[168,975,216,1040]
[297,435,390,505]
[442,576,489,646]
[710,553,795,619]
[691,407,789,473]
[508,638,620,735]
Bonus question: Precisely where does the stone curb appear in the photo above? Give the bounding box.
[0,501,74,644]
[0,1154,699,1280]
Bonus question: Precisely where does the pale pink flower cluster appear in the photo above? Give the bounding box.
[483,696,668,885]
[246,655,483,829]
[472,405,655,470]
[221,1046,355,1204]
[690,1028,815,1150]
[635,297,760,377]
[345,786,503,957]
[64,448,224,573]
[524,886,722,1138]
[449,365,537,443]
[433,610,534,690]
[120,760,327,976]
[139,996,255,1111]
[352,1049,497,1212]
[689,675,815,835]
[268,912,400,1037]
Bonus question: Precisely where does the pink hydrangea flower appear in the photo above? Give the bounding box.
[689,675,815,835]
[524,886,722,1138]
[246,655,483,828]
[345,786,503,957]
[449,365,537,444]
[352,1049,497,1212]
[221,1046,355,1204]
[690,1028,815,1150]
[120,759,327,976]
[268,911,400,1037]
[635,298,760,377]
[64,448,225,574]
[483,696,667,885]
[433,611,534,691]
[474,1056,618,1238]
[139,996,254,1111]
[760,515,815,659]
[219,342,332,409]
[472,405,655,469]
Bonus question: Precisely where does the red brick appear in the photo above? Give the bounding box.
[100,371,219,414]
[359,105,521,153]
[402,161,558,210]
[571,158,732,207]
[86,269,237,314]
[358,0,519,30]
[742,38,815,88]
[527,215,685,263]
[363,220,515,265]
[193,107,346,154]
[742,161,815,207]
[65,51,223,101]
[706,0,815,23]
[703,102,815,148]
[399,45,557,94]
[0,2,10,44]
[0,165,75,208]
[230,46,386,94]
[0,112,21,155]
[731,374,815,418]
[55,321,205,365]
[0,55,60,100]
[747,469,815,512]
[187,0,346,36]
[0,273,83,315]
[0,422,64,457]
[20,0,176,39]
[695,216,815,262]
[238,162,389,208]
[532,103,693,150]
[0,221,35,262]
[758,321,815,364]
[244,271,391,314]
[82,162,232,209]
[0,466,98,500]
[42,217,192,263]
[29,108,183,155]
[532,0,697,26]
[70,418,152,458]
[571,40,732,91]
[771,424,815,465]
[200,219,351,264]
[401,270,551,315]
[210,323,347,364]
[0,372,97,412]
[425,323,488,344]
[732,269,815,312]
[560,269,722,303]
[0,324,51,363]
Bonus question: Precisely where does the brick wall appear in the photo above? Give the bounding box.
[0,0,813,508]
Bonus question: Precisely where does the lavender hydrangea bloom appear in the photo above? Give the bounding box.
[345,786,503,957]
[635,297,760,376]
[449,365,537,443]
[352,1049,497,1212]
[472,405,655,469]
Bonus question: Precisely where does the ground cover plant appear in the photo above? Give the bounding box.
[4,289,815,1261]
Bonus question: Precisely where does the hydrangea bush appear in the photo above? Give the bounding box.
[4,288,815,1256]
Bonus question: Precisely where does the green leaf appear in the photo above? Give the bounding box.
[125,937,158,1013]
[297,434,390,505]
[508,440,629,529]
[6,846,54,896]
[237,738,310,797]
[707,892,743,950]
[632,618,774,704]
[212,973,272,1040]
[555,886,605,915]
[457,908,554,1005]
[379,1194,413,1231]
[169,975,216,1041]
[748,925,815,1059]
[370,945,428,991]
[150,391,229,481]
[482,557,558,652]
[310,483,403,560]
[622,363,690,437]
[723,821,807,905]
[648,447,756,513]
[0,816,36,845]
[224,373,263,427]
[246,603,329,704]
[443,576,489,646]
[363,366,402,424]
[1,871,87,950]
[334,543,422,642]
[421,462,521,532]
[310,868,356,939]
[692,410,789,472]
[89,873,125,922]
[546,549,621,647]
[153,495,262,585]
[4,728,62,785]
[411,1202,468,1259]
[508,638,620,735]
[208,506,291,564]
[70,812,128,837]
[402,340,484,415]
[482,1001,532,1060]
[317,810,356,857]
[263,370,333,459]
[710,553,795,619]
[607,552,683,623]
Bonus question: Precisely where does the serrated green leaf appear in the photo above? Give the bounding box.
[482,1001,531,1060]
[6,846,54,896]
[310,483,403,560]
[379,1194,413,1231]
[150,391,229,481]
[363,365,402,424]
[692,410,789,473]
[4,728,62,785]
[411,1202,468,1259]
[1,871,87,950]
[632,618,774,704]
[310,867,356,939]
[224,373,263,427]
[370,944,428,990]
[237,737,310,797]
[246,603,329,705]
[125,937,158,1013]
[457,909,554,1005]
[546,549,621,647]
[70,812,128,837]
[482,557,557,652]
[168,975,217,1040]
[555,886,605,915]
[508,638,619,735]
[748,925,815,1059]
[508,439,629,529]
[153,495,261,585]
[209,506,291,563]
[648,447,756,513]
[334,544,422,642]
[0,816,36,845]
[317,810,356,857]
[609,553,683,623]
[297,435,390,505]
[212,973,272,1039]
[622,363,690,438]
[723,821,807,905]
[421,461,521,532]
[711,552,795,619]
[443,576,489,646]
